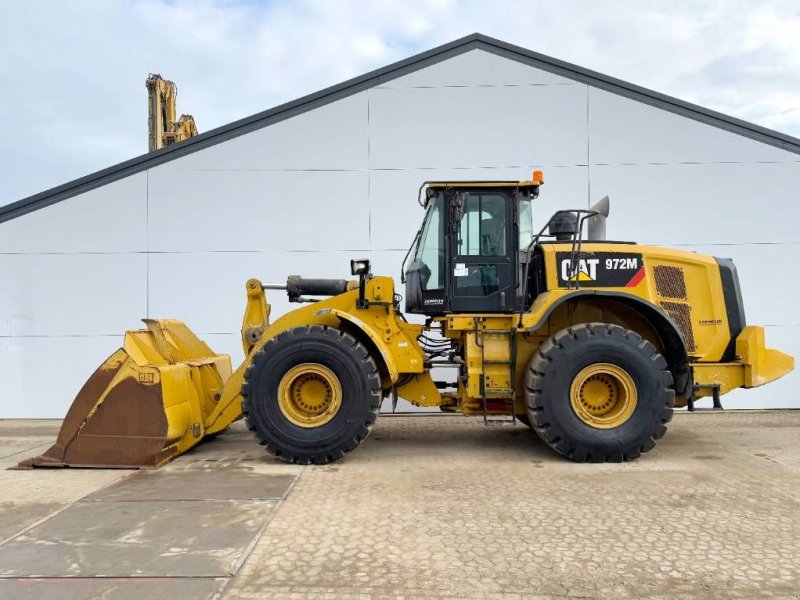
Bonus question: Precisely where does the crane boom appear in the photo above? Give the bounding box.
[146,73,198,152]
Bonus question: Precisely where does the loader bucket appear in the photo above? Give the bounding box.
[19,320,232,469]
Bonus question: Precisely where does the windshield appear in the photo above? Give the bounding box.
[414,195,445,290]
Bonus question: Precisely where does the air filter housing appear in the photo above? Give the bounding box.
[549,212,579,241]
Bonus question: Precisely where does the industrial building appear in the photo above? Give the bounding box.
[1,33,798,418]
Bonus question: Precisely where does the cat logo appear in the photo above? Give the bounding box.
[561,258,599,282]
[556,251,645,288]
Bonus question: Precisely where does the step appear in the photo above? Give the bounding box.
[484,389,515,396]
[483,415,517,427]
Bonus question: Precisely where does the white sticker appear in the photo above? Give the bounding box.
[454,263,468,277]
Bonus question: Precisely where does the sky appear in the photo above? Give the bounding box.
[1,0,799,205]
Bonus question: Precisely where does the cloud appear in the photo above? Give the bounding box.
[1,0,798,204]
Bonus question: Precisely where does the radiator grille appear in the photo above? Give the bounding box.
[654,265,687,299]
[660,300,696,352]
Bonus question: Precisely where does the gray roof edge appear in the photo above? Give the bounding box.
[2,32,798,224]
[0,35,479,224]
[475,34,800,154]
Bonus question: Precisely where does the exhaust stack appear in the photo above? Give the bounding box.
[587,196,610,241]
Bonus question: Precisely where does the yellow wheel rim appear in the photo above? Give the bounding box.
[569,363,637,429]
[278,363,342,428]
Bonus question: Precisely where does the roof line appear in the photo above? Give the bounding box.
[2,32,799,224]
[473,34,800,155]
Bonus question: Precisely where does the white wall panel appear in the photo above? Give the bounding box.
[0,253,147,336]
[157,93,369,171]
[369,249,408,286]
[0,174,147,253]
[369,166,589,251]
[369,84,588,169]
[589,88,799,165]
[0,335,123,418]
[590,163,800,245]
[148,250,356,335]
[378,49,574,88]
[147,170,369,252]
[681,243,800,328]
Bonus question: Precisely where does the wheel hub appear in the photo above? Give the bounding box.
[570,363,637,429]
[278,363,342,428]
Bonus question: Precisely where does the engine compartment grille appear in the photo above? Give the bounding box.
[653,265,696,352]
[659,300,696,353]
[654,265,688,299]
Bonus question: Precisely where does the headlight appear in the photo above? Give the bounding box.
[350,258,370,276]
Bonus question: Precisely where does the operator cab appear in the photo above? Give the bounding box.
[403,175,542,315]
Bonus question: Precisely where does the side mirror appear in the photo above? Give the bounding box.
[453,191,467,224]
[587,196,610,241]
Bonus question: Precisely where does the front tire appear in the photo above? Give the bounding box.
[525,323,674,462]
[242,325,381,464]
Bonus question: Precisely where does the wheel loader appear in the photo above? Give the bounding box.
[21,172,794,468]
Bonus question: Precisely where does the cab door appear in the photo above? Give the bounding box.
[448,189,514,312]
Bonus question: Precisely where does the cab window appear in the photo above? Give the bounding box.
[457,193,506,257]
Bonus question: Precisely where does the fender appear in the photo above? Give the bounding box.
[208,304,412,433]
[325,308,402,383]
[527,290,691,396]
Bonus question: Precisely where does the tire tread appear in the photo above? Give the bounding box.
[525,322,675,463]
[241,325,381,465]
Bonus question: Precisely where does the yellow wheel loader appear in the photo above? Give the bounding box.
[22,173,794,468]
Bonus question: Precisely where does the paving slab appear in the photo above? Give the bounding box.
[0,498,276,577]
[0,463,131,504]
[86,469,296,501]
[164,429,304,475]
[0,423,62,467]
[0,577,225,600]
[0,502,65,542]
[0,440,51,463]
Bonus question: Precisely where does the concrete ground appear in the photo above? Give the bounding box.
[0,411,798,599]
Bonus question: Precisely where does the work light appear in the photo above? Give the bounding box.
[350,258,370,276]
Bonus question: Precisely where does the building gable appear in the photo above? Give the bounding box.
[1,33,798,225]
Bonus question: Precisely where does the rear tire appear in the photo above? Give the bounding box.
[525,323,674,462]
[242,325,381,465]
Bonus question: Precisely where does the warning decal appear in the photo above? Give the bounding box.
[556,251,645,288]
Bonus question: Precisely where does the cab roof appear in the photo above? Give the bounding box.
[419,177,543,207]
[425,179,542,190]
